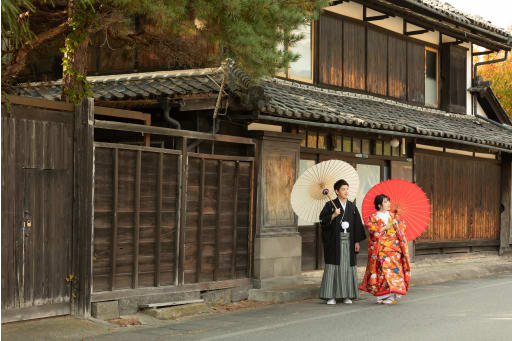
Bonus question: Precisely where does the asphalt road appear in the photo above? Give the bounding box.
[89,274,512,341]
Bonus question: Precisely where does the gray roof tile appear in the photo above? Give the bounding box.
[412,0,512,37]
[260,78,512,150]
[12,68,223,101]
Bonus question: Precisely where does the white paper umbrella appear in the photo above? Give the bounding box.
[290,160,359,224]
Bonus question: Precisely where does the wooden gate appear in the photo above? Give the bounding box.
[2,104,74,322]
[91,121,255,300]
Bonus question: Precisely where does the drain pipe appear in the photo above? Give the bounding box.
[472,48,509,116]
[160,97,181,129]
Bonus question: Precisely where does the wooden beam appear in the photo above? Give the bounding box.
[472,50,497,56]
[214,160,223,281]
[93,142,181,155]
[248,160,255,278]
[351,0,511,51]
[139,299,204,309]
[133,151,141,289]
[155,152,163,286]
[111,148,119,291]
[71,98,94,317]
[144,116,151,147]
[386,0,511,45]
[405,29,430,36]
[94,106,149,121]
[1,95,74,112]
[188,152,255,162]
[232,162,240,278]
[196,158,205,282]
[174,154,182,286]
[94,120,256,145]
[500,159,512,254]
[363,4,390,21]
[91,278,250,302]
[178,137,188,285]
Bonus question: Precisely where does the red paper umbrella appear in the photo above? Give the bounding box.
[361,179,431,241]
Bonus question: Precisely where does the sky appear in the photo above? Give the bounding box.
[444,0,512,31]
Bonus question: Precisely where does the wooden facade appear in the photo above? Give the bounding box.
[415,150,501,253]
[287,124,507,270]
[315,12,445,108]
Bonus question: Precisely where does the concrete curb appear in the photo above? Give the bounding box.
[248,284,319,303]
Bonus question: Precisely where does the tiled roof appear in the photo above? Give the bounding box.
[389,0,512,39]
[258,78,512,151]
[11,68,224,101]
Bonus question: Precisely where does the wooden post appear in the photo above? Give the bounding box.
[71,98,94,317]
[133,151,141,288]
[155,153,163,286]
[111,149,119,290]
[174,154,182,286]
[144,116,151,147]
[178,137,188,285]
[500,158,512,255]
[392,160,416,262]
[248,160,255,278]
[231,161,240,278]
[196,159,205,282]
[214,160,223,281]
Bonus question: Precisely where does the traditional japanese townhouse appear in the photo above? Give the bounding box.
[226,0,512,281]
[3,0,512,323]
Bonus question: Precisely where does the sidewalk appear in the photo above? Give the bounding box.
[2,253,512,341]
[249,252,512,303]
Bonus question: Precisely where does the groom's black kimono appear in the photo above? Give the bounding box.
[319,198,366,267]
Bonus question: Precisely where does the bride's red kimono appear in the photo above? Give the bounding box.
[359,211,411,297]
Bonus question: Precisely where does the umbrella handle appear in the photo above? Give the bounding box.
[322,188,337,210]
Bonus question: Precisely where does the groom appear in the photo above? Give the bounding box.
[319,179,366,305]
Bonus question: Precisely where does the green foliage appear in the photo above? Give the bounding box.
[477,41,512,118]
[1,0,36,48]
[4,0,328,100]
[193,0,328,79]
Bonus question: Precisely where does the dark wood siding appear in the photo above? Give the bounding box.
[93,144,253,292]
[343,21,366,90]
[441,44,467,113]
[388,36,407,100]
[407,41,425,104]
[367,28,388,96]
[451,48,467,110]
[185,156,252,283]
[415,152,500,243]
[318,14,343,87]
[94,147,180,291]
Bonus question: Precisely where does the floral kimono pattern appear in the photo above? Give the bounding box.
[359,212,410,296]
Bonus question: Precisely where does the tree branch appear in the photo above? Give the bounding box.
[3,20,70,83]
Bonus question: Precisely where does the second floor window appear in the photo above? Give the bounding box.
[425,47,438,106]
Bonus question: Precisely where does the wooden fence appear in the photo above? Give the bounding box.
[91,121,255,297]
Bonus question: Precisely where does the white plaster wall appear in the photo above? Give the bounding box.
[476,101,488,117]
[324,2,363,20]
[324,2,439,44]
